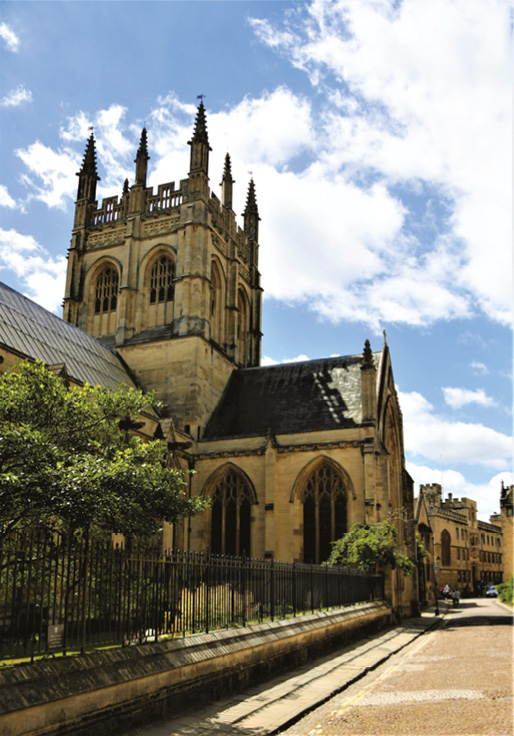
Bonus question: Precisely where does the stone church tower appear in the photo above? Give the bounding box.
[63,102,262,437]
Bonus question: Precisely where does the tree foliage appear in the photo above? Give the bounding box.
[497,575,513,606]
[327,520,414,575]
[0,361,207,540]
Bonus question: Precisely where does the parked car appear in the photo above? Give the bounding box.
[485,585,498,597]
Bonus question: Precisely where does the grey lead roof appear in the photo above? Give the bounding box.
[0,282,138,391]
[204,354,380,440]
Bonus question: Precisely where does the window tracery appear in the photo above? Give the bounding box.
[301,462,346,564]
[150,255,175,304]
[94,266,118,315]
[210,468,253,556]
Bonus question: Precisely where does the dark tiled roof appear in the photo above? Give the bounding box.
[0,282,138,391]
[204,354,379,440]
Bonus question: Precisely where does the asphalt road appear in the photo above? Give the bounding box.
[280,598,513,736]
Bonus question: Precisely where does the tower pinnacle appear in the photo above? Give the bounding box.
[134,127,150,187]
[221,153,235,209]
[76,134,100,201]
[188,101,211,176]
[243,178,260,241]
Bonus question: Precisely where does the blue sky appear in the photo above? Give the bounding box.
[0,0,512,518]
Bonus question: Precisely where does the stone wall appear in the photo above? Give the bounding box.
[0,602,391,736]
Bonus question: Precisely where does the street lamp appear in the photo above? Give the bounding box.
[434,556,440,616]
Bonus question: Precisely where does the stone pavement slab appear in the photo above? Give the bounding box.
[131,603,450,736]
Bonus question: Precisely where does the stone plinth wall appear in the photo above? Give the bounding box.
[0,602,391,736]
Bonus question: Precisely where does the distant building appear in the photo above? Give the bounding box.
[415,483,503,603]
[498,482,513,580]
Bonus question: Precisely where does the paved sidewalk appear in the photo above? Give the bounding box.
[131,602,451,736]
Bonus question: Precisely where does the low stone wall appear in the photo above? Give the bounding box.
[0,601,391,736]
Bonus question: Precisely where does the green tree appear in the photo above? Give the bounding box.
[497,575,513,606]
[327,520,414,575]
[0,360,207,540]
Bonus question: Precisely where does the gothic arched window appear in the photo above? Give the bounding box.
[210,261,224,345]
[150,256,175,304]
[237,290,248,365]
[210,468,253,557]
[441,529,451,566]
[302,462,346,564]
[94,266,119,315]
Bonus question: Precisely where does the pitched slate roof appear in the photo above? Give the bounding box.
[0,281,138,391]
[204,354,380,440]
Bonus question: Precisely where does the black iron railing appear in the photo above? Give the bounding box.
[0,531,383,661]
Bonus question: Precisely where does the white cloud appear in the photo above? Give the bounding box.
[1,85,32,108]
[11,3,511,331]
[399,389,512,470]
[0,185,16,209]
[16,141,79,209]
[0,22,19,52]
[209,88,314,169]
[250,0,512,326]
[0,228,67,312]
[261,353,311,366]
[470,361,489,376]
[408,463,513,520]
[442,387,496,409]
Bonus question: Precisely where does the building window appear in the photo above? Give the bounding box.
[210,468,253,556]
[441,529,451,566]
[302,462,346,564]
[94,266,118,314]
[237,290,249,365]
[210,261,224,345]
[150,256,175,304]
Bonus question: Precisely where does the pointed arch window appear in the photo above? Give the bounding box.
[237,290,248,365]
[210,468,253,557]
[302,462,346,564]
[441,529,451,566]
[94,266,119,315]
[210,260,223,345]
[150,256,175,304]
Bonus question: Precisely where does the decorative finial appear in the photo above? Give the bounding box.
[188,99,210,146]
[362,339,373,367]
[76,133,100,200]
[222,153,235,183]
[383,329,387,346]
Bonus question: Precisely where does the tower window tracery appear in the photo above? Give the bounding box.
[210,468,253,556]
[150,256,175,304]
[237,290,249,365]
[301,462,346,564]
[94,266,119,315]
[210,260,224,346]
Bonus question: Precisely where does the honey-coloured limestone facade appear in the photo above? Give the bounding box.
[415,483,504,604]
[0,102,419,617]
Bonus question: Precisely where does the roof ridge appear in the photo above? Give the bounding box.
[238,352,381,373]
